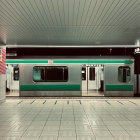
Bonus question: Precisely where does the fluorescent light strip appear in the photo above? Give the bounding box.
[6,45,140,48]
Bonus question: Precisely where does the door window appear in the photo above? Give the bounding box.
[89,67,95,80]
[82,67,86,80]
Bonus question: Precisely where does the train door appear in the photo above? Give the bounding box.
[88,66,96,91]
[6,64,19,96]
[82,65,104,96]
[81,67,87,95]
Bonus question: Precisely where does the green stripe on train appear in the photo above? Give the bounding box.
[53,60,133,63]
[20,85,80,91]
[6,60,133,64]
[6,60,48,63]
[106,85,133,91]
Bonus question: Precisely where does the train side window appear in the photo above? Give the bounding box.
[82,67,86,80]
[45,66,68,82]
[89,67,95,80]
[33,66,68,82]
[118,66,130,82]
[33,67,45,81]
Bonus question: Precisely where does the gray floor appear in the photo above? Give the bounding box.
[0,98,140,140]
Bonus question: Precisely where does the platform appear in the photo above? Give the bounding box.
[0,98,140,140]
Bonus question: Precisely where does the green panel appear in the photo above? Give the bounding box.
[20,85,80,91]
[106,85,133,91]
[6,60,48,63]
[53,60,133,64]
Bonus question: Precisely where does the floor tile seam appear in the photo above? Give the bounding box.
[72,101,77,140]
[120,115,137,122]
[107,122,134,137]
[7,106,33,136]
[81,101,97,140]
[39,105,54,138]
[100,123,116,139]
[1,136,22,140]
[116,111,133,122]
[121,124,140,132]
[90,109,106,126]
[19,105,47,139]
[128,130,140,137]
[132,113,140,119]
[89,102,100,113]
[104,123,125,130]
[131,122,140,129]
[102,120,122,127]
[57,101,64,140]
[91,108,116,139]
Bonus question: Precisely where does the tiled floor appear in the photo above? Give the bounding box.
[0,98,140,140]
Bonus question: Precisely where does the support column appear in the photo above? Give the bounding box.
[134,47,140,96]
[0,46,6,102]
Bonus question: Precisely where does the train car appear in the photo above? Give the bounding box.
[6,56,134,97]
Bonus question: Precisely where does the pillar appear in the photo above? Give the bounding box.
[0,46,6,102]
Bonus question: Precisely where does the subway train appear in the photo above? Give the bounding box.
[6,56,134,97]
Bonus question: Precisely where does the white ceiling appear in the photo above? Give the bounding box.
[0,0,140,46]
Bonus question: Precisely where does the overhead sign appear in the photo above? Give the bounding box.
[134,48,140,54]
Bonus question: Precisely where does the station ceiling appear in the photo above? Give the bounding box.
[0,0,140,46]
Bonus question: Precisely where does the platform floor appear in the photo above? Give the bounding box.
[6,90,19,96]
[0,98,140,140]
[6,91,105,97]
